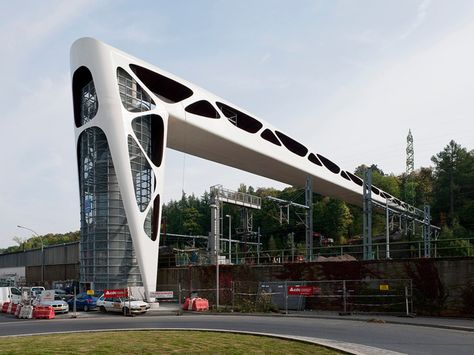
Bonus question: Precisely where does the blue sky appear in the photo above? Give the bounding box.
[1,0,473,248]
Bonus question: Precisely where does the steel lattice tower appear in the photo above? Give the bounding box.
[406,130,415,203]
[405,130,416,239]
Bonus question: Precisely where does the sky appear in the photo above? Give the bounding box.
[0,0,473,248]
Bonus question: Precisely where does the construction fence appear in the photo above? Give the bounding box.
[157,279,413,316]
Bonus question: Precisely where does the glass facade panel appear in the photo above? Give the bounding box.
[128,135,153,212]
[78,126,142,291]
[73,66,98,128]
[80,80,98,125]
[117,67,155,112]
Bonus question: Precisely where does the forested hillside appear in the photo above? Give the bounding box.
[2,140,472,254]
[162,140,474,251]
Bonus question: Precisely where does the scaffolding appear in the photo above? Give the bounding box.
[209,185,261,264]
[77,70,158,291]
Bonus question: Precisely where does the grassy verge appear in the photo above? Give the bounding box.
[0,330,342,354]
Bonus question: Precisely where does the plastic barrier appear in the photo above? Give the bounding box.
[182,298,190,310]
[19,305,33,319]
[14,304,22,318]
[182,297,198,311]
[18,305,25,319]
[33,306,55,319]
[1,302,9,313]
[192,298,209,311]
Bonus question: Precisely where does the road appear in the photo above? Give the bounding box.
[1,313,473,355]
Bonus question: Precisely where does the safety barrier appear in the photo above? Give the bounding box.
[1,302,9,313]
[18,305,34,319]
[182,297,209,311]
[192,298,209,311]
[33,306,55,319]
[182,297,195,310]
[14,304,22,317]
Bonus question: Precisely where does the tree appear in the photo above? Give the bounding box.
[414,167,435,207]
[437,221,473,257]
[354,164,400,197]
[314,198,353,243]
[431,140,474,226]
[182,207,202,235]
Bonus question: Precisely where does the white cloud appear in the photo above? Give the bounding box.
[400,0,431,39]
[311,20,474,175]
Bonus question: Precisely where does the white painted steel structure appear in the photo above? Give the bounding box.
[70,38,414,297]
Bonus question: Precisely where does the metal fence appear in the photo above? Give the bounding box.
[161,237,474,267]
[175,279,413,316]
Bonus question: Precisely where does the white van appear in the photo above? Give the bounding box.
[0,287,22,306]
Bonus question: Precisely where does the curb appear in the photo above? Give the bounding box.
[0,327,405,355]
[185,311,474,332]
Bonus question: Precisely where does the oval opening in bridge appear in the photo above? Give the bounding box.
[216,102,263,133]
[275,131,308,157]
[130,64,193,103]
[316,154,340,174]
[185,100,220,119]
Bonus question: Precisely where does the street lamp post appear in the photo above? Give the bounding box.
[225,215,231,263]
[17,225,44,285]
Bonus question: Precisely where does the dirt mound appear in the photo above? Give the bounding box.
[315,254,357,262]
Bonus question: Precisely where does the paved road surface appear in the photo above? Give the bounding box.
[1,313,473,355]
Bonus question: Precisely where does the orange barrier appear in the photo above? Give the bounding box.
[192,298,209,311]
[182,298,190,310]
[1,302,9,313]
[33,306,55,319]
[183,297,197,311]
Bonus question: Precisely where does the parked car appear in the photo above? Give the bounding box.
[53,289,68,300]
[30,286,45,298]
[67,292,98,312]
[96,295,150,315]
[40,295,69,314]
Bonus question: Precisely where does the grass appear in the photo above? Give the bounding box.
[0,330,342,354]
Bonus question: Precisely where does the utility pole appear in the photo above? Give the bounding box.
[17,225,44,285]
[305,176,313,262]
[225,215,232,262]
[363,168,373,260]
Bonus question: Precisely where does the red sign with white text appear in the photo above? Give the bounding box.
[287,286,315,296]
[104,289,128,298]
